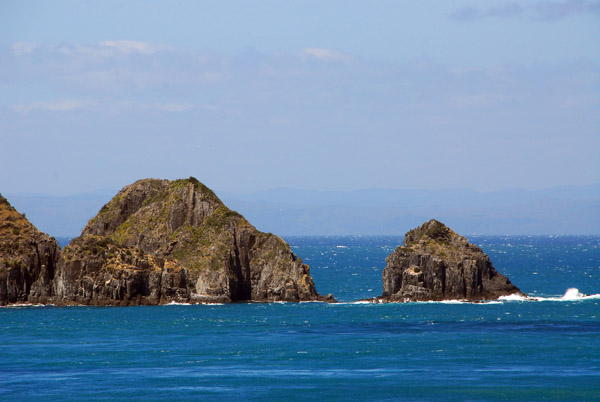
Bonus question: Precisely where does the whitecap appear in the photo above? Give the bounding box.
[498,293,529,302]
[498,288,600,302]
[561,287,585,300]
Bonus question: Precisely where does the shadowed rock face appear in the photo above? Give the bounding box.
[0,195,60,305]
[378,220,522,302]
[0,179,334,305]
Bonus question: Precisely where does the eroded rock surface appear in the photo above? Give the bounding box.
[376,220,522,302]
[0,178,334,305]
[0,195,60,305]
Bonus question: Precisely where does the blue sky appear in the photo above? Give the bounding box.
[1,0,599,195]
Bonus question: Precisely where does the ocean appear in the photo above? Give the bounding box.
[1,235,599,401]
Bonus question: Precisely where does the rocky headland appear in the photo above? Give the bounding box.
[0,178,334,306]
[373,219,523,302]
[0,195,60,305]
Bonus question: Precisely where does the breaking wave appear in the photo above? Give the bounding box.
[499,288,600,302]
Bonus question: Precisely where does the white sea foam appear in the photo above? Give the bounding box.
[562,288,585,300]
[419,299,503,305]
[401,299,471,304]
[498,293,529,301]
[332,301,373,305]
[165,301,193,305]
[340,299,503,305]
[344,288,599,305]
[2,303,48,308]
[164,301,224,306]
[499,288,600,302]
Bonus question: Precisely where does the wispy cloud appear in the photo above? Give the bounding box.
[299,48,351,63]
[11,40,172,58]
[11,100,88,113]
[5,41,199,93]
[11,42,40,56]
[97,40,172,55]
[450,0,600,21]
[10,100,201,114]
[450,3,523,21]
[4,40,598,143]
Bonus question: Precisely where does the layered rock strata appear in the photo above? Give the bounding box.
[376,219,522,302]
[0,178,334,305]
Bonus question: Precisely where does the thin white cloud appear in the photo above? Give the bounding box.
[299,48,351,63]
[98,40,172,55]
[11,40,172,59]
[9,100,203,114]
[11,100,88,113]
[12,42,40,56]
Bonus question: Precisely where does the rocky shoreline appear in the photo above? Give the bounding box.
[1,179,524,306]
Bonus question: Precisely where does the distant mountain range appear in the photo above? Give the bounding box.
[5,184,600,237]
[5,190,117,238]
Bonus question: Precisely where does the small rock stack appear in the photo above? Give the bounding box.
[378,219,522,302]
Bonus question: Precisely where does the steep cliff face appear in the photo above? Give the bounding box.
[0,179,334,306]
[378,220,522,302]
[0,195,60,305]
[51,178,332,305]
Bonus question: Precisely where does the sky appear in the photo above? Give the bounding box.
[1,0,599,195]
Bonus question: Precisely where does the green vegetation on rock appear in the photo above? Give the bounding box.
[1,178,329,305]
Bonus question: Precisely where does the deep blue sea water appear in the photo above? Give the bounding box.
[1,235,599,401]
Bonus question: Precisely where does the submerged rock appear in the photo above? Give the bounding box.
[0,178,335,306]
[375,219,522,302]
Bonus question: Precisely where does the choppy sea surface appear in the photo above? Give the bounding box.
[1,235,599,401]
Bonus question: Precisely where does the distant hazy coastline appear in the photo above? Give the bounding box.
[7,183,600,237]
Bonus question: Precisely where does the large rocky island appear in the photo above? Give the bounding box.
[0,178,334,306]
[374,219,522,302]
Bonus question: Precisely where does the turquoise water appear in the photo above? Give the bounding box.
[1,236,599,401]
